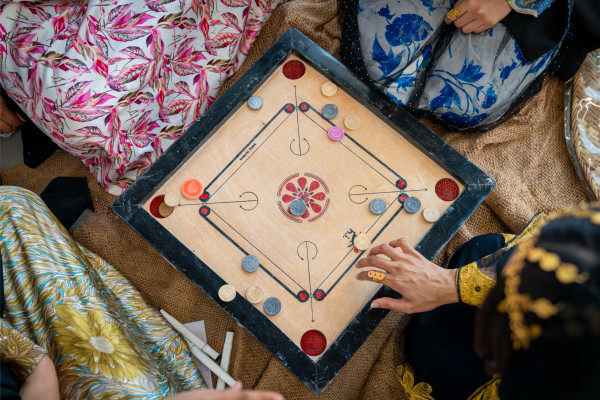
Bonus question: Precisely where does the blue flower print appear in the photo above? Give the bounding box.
[430,83,461,110]
[377,5,395,20]
[372,34,405,77]
[514,44,526,64]
[421,0,437,14]
[396,75,417,91]
[500,61,518,83]
[385,14,433,47]
[482,85,497,109]
[455,60,485,83]
[429,59,489,125]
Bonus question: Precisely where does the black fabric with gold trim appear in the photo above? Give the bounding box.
[404,214,548,400]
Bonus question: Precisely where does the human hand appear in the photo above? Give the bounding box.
[19,355,60,400]
[168,382,283,400]
[355,238,458,314]
[0,95,25,136]
[444,0,512,34]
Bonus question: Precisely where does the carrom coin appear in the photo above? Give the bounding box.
[263,297,282,316]
[246,286,264,304]
[164,191,181,207]
[322,104,339,119]
[404,197,421,214]
[181,178,203,199]
[423,206,441,222]
[289,199,307,216]
[369,198,386,215]
[321,82,338,97]
[327,126,345,142]
[344,114,361,130]
[218,285,236,302]
[247,96,263,110]
[354,233,371,251]
[158,202,174,218]
[242,255,260,272]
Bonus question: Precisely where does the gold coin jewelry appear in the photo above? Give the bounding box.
[367,270,385,283]
[447,7,462,19]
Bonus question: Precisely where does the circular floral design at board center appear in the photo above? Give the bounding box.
[277,173,330,223]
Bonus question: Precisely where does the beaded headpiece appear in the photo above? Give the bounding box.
[497,206,600,350]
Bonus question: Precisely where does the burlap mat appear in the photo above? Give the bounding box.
[0,0,589,398]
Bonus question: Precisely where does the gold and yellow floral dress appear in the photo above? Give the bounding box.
[0,186,206,399]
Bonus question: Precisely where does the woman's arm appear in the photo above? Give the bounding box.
[355,238,459,313]
[444,0,512,34]
[18,355,60,400]
[0,318,59,400]
[355,238,498,312]
[444,0,557,34]
[168,382,282,400]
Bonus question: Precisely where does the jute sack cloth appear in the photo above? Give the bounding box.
[0,0,589,398]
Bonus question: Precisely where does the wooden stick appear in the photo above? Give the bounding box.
[160,309,220,360]
[216,330,234,390]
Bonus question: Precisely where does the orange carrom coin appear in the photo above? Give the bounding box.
[181,179,204,199]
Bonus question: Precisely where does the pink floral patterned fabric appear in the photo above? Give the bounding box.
[0,0,279,194]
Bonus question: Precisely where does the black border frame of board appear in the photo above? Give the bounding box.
[111,28,495,394]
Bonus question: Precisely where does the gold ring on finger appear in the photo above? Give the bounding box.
[368,270,385,283]
[447,7,462,19]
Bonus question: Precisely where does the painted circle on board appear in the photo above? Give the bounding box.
[300,330,327,356]
[149,195,166,219]
[278,174,329,222]
[396,178,407,189]
[282,60,306,80]
[435,178,460,201]
[297,290,309,302]
[313,289,325,301]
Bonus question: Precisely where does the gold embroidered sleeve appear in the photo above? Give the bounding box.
[457,262,497,307]
[0,318,47,384]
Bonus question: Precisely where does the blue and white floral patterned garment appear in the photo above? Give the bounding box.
[357,0,558,129]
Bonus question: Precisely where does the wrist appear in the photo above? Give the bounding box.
[438,268,460,306]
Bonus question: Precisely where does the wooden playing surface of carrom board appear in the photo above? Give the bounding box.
[111,29,495,394]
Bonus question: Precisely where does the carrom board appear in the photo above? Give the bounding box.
[111,29,495,394]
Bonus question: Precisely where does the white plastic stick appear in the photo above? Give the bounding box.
[216,330,234,390]
[160,309,220,360]
[188,343,236,387]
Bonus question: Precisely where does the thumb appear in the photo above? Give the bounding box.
[371,297,414,313]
